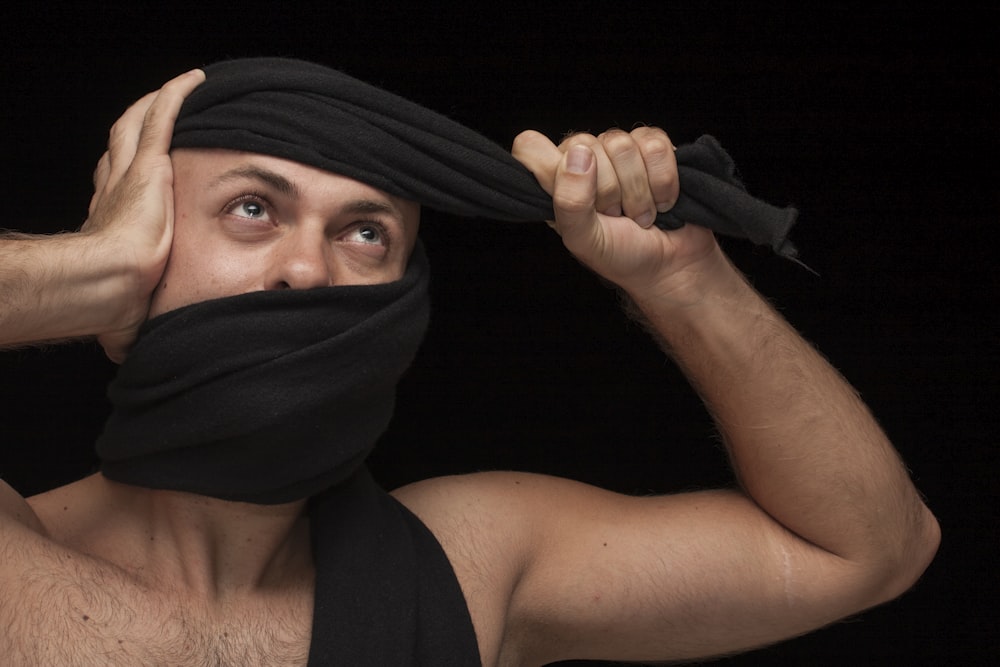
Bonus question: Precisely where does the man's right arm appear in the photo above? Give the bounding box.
[0,231,136,348]
[0,69,204,362]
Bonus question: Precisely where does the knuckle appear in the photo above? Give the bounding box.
[92,154,110,186]
[510,130,534,153]
[630,124,665,138]
[596,179,619,203]
[639,134,675,162]
[107,122,127,148]
[559,132,599,150]
[553,189,593,213]
[633,126,675,155]
[632,124,670,139]
[598,129,638,158]
[136,128,158,152]
[597,127,628,141]
[512,128,543,146]
[141,104,162,132]
[632,130,679,205]
[597,127,627,139]
[511,129,549,159]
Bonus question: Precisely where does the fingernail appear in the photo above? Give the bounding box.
[656,202,672,213]
[636,210,655,228]
[566,145,593,174]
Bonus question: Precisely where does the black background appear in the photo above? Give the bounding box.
[2,2,996,665]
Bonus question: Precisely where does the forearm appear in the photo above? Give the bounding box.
[627,250,938,579]
[0,232,135,347]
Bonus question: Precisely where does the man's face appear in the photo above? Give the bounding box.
[148,149,421,318]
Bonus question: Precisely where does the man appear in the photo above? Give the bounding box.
[0,60,939,666]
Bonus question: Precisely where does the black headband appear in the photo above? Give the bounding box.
[172,57,799,258]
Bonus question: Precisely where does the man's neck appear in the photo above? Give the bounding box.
[29,473,314,600]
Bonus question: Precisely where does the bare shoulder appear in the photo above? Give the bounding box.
[0,493,81,665]
[391,470,644,553]
[0,478,45,533]
[391,471,602,565]
[391,471,633,665]
[391,471,599,581]
[392,470,626,534]
[391,472,540,663]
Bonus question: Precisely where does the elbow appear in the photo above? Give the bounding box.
[866,504,941,606]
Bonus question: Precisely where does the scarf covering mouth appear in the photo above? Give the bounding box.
[171,57,799,258]
[96,243,431,504]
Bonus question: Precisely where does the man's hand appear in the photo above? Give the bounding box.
[512,128,723,303]
[0,69,203,357]
[81,68,204,362]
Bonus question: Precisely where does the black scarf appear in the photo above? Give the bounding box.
[172,57,799,258]
[97,243,430,504]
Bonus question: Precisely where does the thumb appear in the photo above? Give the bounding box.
[552,144,604,259]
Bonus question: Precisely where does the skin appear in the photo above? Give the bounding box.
[150,148,421,317]
[0,69,939,666]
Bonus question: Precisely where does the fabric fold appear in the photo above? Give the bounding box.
[173,57,799,260]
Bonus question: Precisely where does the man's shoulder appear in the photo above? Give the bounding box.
[391,470,559,525]
[0,478,45,534]
[391,469,617,516]
[391,471,535,554]
[0,479,77,664]
[390,470,622,587]
[389,471,649,665]
[391,471,549,665]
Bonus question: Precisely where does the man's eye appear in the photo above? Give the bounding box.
[224,194,272,222]
[234,200,267,219]
[351,223,386,245]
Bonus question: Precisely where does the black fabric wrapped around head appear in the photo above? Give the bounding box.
[97,243,431,504]
[172,57,799,258]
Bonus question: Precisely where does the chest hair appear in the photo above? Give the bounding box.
[1,543,312,667]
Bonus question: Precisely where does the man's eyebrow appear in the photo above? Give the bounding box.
[340,199,402,218]
[210,166,300,198]
[209,165,406,220]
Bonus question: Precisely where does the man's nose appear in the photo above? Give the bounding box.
[266,230,333,290]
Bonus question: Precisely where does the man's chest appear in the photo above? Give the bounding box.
[1,549,313,667]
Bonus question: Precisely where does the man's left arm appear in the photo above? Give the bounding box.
[498,128,939,663]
